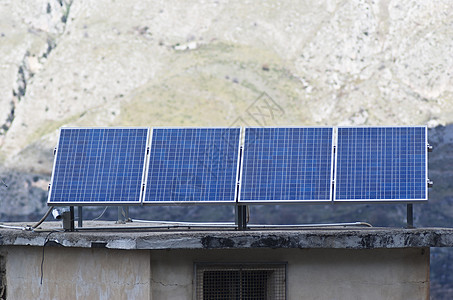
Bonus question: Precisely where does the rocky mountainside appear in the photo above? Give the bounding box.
[1,0,453,173]
[1,0,453,298]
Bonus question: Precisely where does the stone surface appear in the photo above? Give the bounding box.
[1,221,453,250]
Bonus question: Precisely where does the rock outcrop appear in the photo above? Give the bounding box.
[0,0,452,173]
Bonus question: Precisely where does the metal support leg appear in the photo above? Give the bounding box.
[407,204,414,228]
[78,206,83,228]
[117,206,129,224]
[69,206,75,232]
[236,205,248,231]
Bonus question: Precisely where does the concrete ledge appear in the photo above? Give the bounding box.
[1,221,453,250]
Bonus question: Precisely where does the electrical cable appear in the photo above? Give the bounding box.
[247,222,373,228]
[74,219,371,231]
[40,230,63,285]
[92,207,109,221]
[32,206,55,230]
[131,219,236,226]
[0,224,27,230]
[0,206,55,231]
[70,220,372,232]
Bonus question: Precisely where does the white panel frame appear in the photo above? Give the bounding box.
[142,127,242,205]
[333,125,428,203]
[47,127,150,206]
[237,126,335,205]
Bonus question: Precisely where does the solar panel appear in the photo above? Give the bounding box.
[144,128,241,204]
[48,128,149,205]
[334,126,427,202]
[239,127,334,203]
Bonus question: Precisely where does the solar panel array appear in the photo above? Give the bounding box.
[239,127,334,203]
[48,128,149,205]
[144,128,241,204]
[48,126,428,206]
[335,126,427,202]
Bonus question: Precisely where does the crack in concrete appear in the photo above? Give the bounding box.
[110,280,149,286]
[151,278,180,287]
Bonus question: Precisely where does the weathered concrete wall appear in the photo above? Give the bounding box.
[3,246,150,300]
[1,246,429,299]
[151,248,430,300]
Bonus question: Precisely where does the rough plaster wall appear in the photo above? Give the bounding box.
[0,246,430,299]
[4,246,150,300]
[150,248,429,300]
[287,248,430,300]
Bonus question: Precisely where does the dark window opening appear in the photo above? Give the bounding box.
[196,263,286,300]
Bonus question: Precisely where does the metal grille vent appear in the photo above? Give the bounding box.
[195,263,286,300]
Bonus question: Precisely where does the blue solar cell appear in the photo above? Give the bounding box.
[334,126,427,201]
[48,128,149,205]
[239,127,334,203]
[144,128,241,203]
